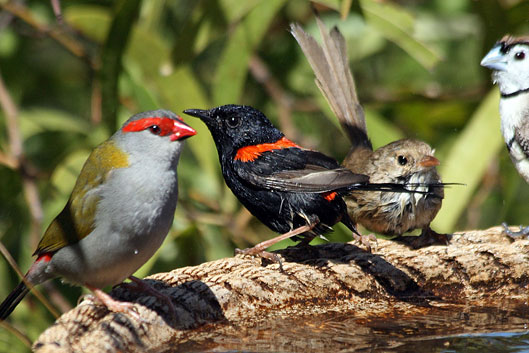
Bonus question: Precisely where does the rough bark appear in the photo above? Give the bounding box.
[33,226,529,352]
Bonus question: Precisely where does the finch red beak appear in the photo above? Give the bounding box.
[171,118,197,141]
[419,155,440,168]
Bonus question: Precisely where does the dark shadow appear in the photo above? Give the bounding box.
[110,279,227,330]
[277,242,440,306]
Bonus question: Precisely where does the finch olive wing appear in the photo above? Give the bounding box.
[34,141,129,255]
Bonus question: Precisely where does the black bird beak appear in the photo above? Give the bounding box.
[183,109,211,122]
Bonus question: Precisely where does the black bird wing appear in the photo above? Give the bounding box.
[234,147,369,193]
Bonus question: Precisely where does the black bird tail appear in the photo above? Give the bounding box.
[348,182,434,194]
[0,281,29,320]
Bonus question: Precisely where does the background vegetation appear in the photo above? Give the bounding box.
[0,0,527,350]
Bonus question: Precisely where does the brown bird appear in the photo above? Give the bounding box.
[290,15,446,248]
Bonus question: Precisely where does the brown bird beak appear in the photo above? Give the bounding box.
[419,155,440,168]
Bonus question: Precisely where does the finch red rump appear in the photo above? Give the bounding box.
[36,253,52,263]
[122,116,196,141]
[234,137,301,162]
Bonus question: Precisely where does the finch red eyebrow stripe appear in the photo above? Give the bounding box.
[122,117,181,136]
[234,137,301,162]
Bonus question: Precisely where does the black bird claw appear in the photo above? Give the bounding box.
[235,247,284,271]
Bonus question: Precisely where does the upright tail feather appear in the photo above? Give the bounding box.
[0,281,29,320]
[290,14,372,150]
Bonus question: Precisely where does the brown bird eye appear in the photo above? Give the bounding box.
[149,125,161,135]
[515,51,525,60]
[397,155,408,166]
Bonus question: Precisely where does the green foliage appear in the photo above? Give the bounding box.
[0,0,526,349]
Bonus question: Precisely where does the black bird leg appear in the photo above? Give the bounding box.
[235,223,315,266]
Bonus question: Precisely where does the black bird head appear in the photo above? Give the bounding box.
[184,105,284,156]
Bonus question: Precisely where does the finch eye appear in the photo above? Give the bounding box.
[397,155,408,166]
[226,116,241,128]
[515,51,526,60]
[149,125,161,135]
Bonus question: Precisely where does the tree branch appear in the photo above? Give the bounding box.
[33,227,528,352]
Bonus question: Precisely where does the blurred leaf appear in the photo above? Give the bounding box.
[138,0,165,33]
[213,0,287,105]
[125,23,218,190]
[360,0,441,69]
[302,13,386,62]
[120,69,161,112]
[0,28,18,57]
[49,149,90,199]
[218,0,262,23]
[312,0,340,11]
[100,0,141,132]
[200,225,235,261]
[340,0,353,20]
[314,90,403,149]
[432,90,503,233]
[364,109,405,148]
[63,5,111,42]
[19,109,91,140]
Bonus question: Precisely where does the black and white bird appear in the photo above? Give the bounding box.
[481,35,529,237]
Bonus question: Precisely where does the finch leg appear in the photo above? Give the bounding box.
[502,222,529,239]
[235,224,314,267]
[86,285,142,321]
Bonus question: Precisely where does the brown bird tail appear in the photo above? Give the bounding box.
[290,14,371,150]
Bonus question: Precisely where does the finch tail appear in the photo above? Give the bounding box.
[0,281,30,320]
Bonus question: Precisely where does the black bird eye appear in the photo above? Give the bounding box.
[397,155,408,166]
[149,125,161,135]
[515,51,526,60]
[226,116,241,128]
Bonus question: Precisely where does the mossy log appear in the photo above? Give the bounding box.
[33,226,529,352]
